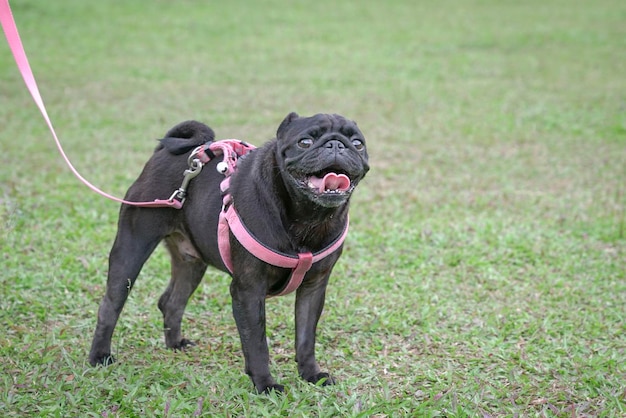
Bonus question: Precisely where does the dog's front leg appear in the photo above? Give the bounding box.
[295,271,335,386]
[230,280,283,393]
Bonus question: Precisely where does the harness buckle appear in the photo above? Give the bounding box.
[165,140,252,208]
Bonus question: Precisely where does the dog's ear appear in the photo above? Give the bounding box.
[277,112,300,139]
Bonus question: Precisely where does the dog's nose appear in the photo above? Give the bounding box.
[325,140,346,151]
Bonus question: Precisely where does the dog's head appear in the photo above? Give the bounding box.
[276,112,369,208]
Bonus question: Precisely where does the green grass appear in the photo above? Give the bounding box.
[1,0,625,416]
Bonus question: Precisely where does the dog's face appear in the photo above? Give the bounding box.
[276,112,369,208]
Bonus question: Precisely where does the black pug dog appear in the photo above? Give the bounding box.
[88,112,369,393]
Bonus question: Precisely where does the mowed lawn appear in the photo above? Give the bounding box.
[1,0,625,416]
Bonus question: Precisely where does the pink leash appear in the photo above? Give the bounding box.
[2,0,349,296]
[1,0,181,208]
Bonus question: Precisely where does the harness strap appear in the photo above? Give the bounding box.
[218,197,349,297]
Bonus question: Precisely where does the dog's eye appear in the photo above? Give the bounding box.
[351,138,364,150]
[298,138,314,149]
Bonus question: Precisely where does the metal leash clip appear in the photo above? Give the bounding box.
[168,157,204,205]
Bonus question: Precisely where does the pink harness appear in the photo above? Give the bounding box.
[194,141,349,297]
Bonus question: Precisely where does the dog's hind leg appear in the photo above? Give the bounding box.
[158,233,207,350]
[88,208,166,366]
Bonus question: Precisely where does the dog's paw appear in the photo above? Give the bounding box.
[306,372,335,386]
[259,383,285,394]
[172,339,196,351]
[89,354,116,367]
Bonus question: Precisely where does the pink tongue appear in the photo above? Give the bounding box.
[310,173,351,193]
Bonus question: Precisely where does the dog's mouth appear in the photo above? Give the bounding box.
[305,171,352,194]
[286,159,364,206]
[300,167,354,196]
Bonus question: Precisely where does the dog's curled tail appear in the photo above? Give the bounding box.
[157,120,215,155]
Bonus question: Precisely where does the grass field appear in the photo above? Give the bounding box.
[1,0,625,416]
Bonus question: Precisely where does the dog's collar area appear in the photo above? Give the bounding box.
[212,141,349,297]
